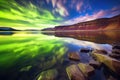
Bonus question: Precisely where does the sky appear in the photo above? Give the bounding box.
[0,0,120,29]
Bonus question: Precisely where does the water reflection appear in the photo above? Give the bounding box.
[0,31,14,35]
[42,30,120,44]
[56,31,120,44]
[0,32,68,80]
[0,31,119,80]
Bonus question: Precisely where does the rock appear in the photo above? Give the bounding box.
[107,76,117,80]
[68,52,80,61]
[80,48,92,53]
[112,60,120,75]
[66,64,86,80]
[92,49,108,55]
[112,45,120,50]
[78,63,95,77]
[109,53,120,59]
[20,65,32,72]
[112,49,120,54]
[91,52,120,75]
[89,60,101,68]
[37,69,58,80]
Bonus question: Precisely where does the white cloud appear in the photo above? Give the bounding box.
[64,10,106,25]
[76,2,83,12]
[55,0,69,17]
[51,0,57,7]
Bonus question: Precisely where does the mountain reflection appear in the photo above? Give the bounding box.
[0,31,14,35]
[42,30,120,44]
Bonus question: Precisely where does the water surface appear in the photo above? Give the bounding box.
[0,31,119,80]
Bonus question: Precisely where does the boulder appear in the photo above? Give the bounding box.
[91,52,120,75]
[107,76,117,80]
[20,65,32,72]
[37,69,58,80]
[89,60,101,68]
[92,49,108,55]
[112,49,120,54]
[80,48,92,53]
[112,60,120,75]
[78,63,95,77]
[112,45,120,50]
[68,52,80,61]
[109,53,120,59]
[66,64,86,80]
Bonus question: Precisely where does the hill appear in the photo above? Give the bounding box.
[42,14,120,31]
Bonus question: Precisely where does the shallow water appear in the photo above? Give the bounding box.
[0,31,119,80]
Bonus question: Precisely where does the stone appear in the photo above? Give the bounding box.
[112,60,120,75]
[89,60,101,68]
[68,52,80,61]
[91,52,120,75]
[112,49,120,54]
[92,49,108,54]
[108,76,117,80]
[109,53,120,59]
[37,69,58,80]
[66,64,86,80]
[20,65,32,72]
[112,45,120,50]
[78,63,95,77]
[80,48,92,53]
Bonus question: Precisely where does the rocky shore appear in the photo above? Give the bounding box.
[36,45,120,80]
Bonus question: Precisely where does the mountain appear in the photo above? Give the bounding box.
[42,14,120,31]
[41,28,55,31]
[0,27,19,31]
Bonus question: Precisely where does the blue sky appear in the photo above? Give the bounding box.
[0,0,120,29]
[49,0,120,25]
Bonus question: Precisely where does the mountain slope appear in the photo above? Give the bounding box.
[53,14,120,31]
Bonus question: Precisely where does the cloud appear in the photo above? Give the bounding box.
[45,0,92,17]
[109,6,120,16]
[64,10,106,25]
[55,0,69,17]
[76,2,83,12]
[46,0,69,17]
[63,6,120,25]
[46,0,50,4]
[51,0,57,7]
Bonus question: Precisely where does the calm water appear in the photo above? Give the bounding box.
[0,31,120,80]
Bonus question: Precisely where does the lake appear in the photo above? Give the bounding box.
[0,31,120,80]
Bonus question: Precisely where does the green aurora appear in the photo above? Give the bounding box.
[0,0,63,29]
[0,0,120,30]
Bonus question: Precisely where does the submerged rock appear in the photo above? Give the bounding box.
[20,65,32,72]
[109,45,120,59]
[37,69,58,80]
[66,64,86,80]
[112,45,120,50]
[112,49,120,54]
[91,52,120,75]
[109,53,120,59]
[68,52,80,61]
[80,48,92,53]
[89,60,101,68]
[78,63,95,77]
[112,60,120,75]
[92,49,108,55]
[107,76,117,80]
